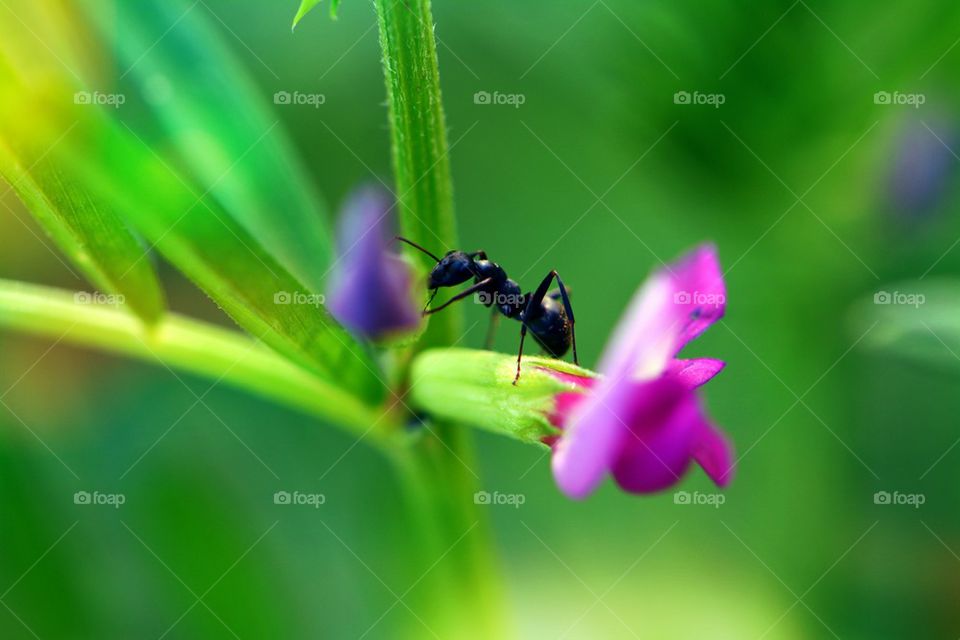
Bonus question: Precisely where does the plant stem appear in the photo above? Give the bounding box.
[375,0,459,349]
[0,279,393,444]
[375,0,507,636]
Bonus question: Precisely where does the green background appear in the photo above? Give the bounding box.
[2,0,959,637]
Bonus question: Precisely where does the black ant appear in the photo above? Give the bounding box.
[396,237,578,384]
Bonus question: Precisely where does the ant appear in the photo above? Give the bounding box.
[396,237,578,384]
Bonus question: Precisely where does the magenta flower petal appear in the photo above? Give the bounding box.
[692,418,735,487]
[609,378,698,493]
[548,243,734,499]
[327,187,420,340]
[595,245,725,383]
[669,244,725,352]
[595,270,684,382]
[667,358,726,389]
[551,378,632,499]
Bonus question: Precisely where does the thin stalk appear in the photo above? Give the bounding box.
[0,279,394,443]
[375,0,459,349]
[374,0,507,635]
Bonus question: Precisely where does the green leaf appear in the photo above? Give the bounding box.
[409,348,595,443]
[855,279,960,372]
[290,0,340,31]
[293,0,340,29]
[376,0,460,348]
[0,70,383,404]
[80,0,336,293]
[0,137,165,324]
[73,117,384,402]
[293,0,320,28]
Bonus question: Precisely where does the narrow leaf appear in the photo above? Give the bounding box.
[0,135,164,324]
[81,0,336,293]
[0,58,383,403]
[72,117,385,402]
[293,0,320,28]
[293,0,340,28]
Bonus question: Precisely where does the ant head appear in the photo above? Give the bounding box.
[394,237,476,289]
[428,251,475,289]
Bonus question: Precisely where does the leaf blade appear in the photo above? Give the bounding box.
[0,50,383,402]
[0,137,165,324]
[81,0,337,293]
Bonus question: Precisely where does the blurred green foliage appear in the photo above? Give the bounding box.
[1,0,960,637]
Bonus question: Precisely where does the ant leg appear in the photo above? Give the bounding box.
[551,272,578,366]
[484,306,500,349]
[422,288,439,314]
[423,277,493,316]
[524,270,578,366]
[513,323,528,385]
[547,285,572,300]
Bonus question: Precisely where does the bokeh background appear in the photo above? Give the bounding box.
[2,0,960,637]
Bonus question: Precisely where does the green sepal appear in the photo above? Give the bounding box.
[409,348,596,444]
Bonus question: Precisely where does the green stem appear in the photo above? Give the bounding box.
[375,0,507,636]
[376,0,459,349]
[0,279,394,444]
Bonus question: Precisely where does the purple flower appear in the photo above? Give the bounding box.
[326,187,421,340]
[548,245,733,499]
[889,118,958,220]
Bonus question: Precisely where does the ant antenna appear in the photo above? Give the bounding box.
[396,236,442,263]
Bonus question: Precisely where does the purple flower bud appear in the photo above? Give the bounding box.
[890,119,958,220]
[326,187,421,340]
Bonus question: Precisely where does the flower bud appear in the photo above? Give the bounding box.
[408,348,594,443]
